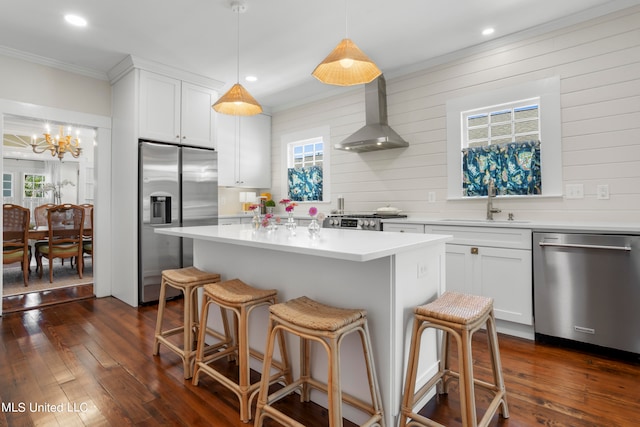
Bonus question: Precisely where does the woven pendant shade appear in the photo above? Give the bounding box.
[212,83,262,116]
[312,38,382,86]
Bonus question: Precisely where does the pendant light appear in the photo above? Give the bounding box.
[312,0,381,86]
[213,0,262,115]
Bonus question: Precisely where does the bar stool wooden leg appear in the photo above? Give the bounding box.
[152,276,168,356]
[486,312,509,419]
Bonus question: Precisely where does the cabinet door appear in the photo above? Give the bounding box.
[216,114,239,186]
[444,244,473,294]
[217,113,271,188]
[474,246,533,325]
[181,82,217,148]
[237,114,271,188]
[139,70,181,142]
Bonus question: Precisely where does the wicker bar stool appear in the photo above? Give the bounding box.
[153,266,221,379]
[254,296,385,427]
[399,291,509,427]
[192,279,291,423]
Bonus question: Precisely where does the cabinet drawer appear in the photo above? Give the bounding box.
[383,223,424,234]
[425,225,531,250]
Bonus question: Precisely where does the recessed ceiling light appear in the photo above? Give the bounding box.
[64,14,87,27]
[482,27,495,36]
[245,75,258,82]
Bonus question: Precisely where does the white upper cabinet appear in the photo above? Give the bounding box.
[217,113,271,188]
[139,70,217,148]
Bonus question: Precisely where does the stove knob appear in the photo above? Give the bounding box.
[358,220,364,227]
[330,219,337,226]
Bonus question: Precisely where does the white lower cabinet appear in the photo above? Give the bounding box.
[423,225,533,327]
[444,243,532,325]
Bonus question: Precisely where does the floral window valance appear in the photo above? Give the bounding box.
[462,140,541,197]
[287,165,323,201]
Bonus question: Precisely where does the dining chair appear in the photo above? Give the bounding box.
[34,203,55,228]
[80,203,93,269]
[33,203,56,269]
[36,204,85,283]
[3,204,31,286]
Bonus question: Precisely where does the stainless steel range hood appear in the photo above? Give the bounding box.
[335,75,409,153]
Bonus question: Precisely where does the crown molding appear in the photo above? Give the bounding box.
[107,55,224,90]
[0,45,108,81]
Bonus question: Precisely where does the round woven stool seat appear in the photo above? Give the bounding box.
[162,266,221,287]
[204,279,276,304]
[415,291,492,325]
[270,295,367,331]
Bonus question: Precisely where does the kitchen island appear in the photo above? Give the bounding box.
[156,224,450,426]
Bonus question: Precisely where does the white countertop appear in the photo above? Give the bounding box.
[382,217,640,234]
[156,224,451,262]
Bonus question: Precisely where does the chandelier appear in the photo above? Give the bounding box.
[31,125,82,160]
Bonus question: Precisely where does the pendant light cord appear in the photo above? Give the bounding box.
[344,0,349,39]
[236,6,240,83]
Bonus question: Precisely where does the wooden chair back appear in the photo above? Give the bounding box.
[34,203,56,228]
[3,204,30,285]
[37,204,85,283]
[80,203,93,237]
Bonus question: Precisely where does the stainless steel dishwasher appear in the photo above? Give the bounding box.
[533,232,640,355]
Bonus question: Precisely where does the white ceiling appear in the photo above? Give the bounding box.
[0,0,637,111]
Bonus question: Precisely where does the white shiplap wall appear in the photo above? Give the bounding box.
[270,6,640,222]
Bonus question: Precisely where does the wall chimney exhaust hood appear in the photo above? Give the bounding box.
[335,75,409,153]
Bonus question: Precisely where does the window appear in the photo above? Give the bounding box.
[282,126,331,203]
[464,102,539,148]
[446,77,562,199]
[3,173,13,198]
[461,101,541,196]
[23,173,46,198]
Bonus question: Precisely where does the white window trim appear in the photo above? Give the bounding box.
[280,125,331,203]
[446,76,562,200]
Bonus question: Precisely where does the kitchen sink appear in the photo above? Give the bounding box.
[439,218,531,224]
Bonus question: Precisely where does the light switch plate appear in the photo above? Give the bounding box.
[428,192,436,203]
[597,184,610,200]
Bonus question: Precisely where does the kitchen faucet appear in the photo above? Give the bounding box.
[486,179,501,220]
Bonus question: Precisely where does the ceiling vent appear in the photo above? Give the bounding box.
[335,75,409,153]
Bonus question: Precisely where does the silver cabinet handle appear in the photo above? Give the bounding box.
[539,242,631,251]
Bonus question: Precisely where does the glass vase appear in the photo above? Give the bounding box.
[251,214,261,231]
[307,218,320,239]
[285,212,297,234]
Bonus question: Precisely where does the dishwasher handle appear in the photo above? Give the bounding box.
[539,242,632,251]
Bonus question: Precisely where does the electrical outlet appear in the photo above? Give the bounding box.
[565,184,584,199]
[417,262,428,278]
[597,184,610,200]
[428,192,436,203]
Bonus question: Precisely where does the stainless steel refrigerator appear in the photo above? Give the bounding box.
[138,141,218,304]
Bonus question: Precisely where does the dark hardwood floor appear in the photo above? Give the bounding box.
[2,284,95,313]
[1,295,639,426]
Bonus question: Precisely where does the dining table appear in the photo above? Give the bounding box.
[28,226,92,240]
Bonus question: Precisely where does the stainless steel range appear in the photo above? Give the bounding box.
[323,213,408,231]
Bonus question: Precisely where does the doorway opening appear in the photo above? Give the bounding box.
[2,115,96,309]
